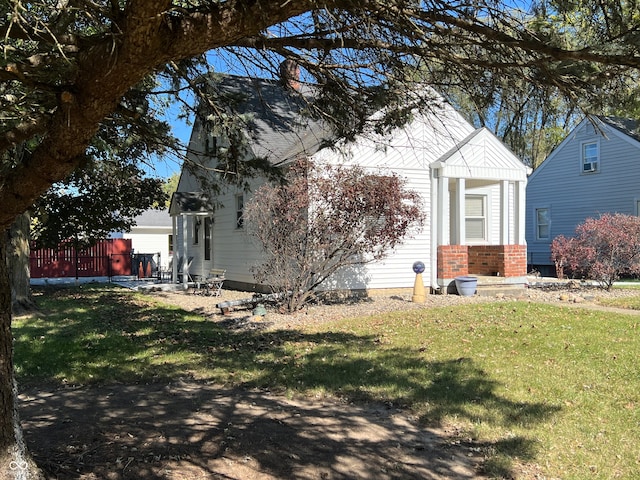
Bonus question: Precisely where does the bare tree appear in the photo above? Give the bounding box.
[245,160,425,312]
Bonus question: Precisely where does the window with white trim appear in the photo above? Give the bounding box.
[193,218,200,245]
[465,195,486,242]
[536,208,550,240]
[582,141,599,173]
[204,217,212,260]
[236,194,244,229]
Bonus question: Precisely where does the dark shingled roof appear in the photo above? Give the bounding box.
[598,116,640,142]
[204,75,333,165]
[169,192,212,216]
[133,209,172,227]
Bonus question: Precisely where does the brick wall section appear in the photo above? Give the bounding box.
[438,244,527,279]
[467,245,527,277]
[500,244,527,277]
[467,246,500,276]
[437,245,469,279]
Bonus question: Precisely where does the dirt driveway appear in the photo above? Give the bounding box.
[20,380,485,479]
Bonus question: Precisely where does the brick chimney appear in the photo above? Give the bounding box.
[279,59,300,91]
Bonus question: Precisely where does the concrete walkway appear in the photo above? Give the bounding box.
[30,275,181,292]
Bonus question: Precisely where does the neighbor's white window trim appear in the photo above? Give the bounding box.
[580,140,600,174]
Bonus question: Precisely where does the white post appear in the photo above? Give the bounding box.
[437,175,450,245]
[430,170,439,291]
[456,178,465,245]
[515,180,526,244]
[500,180,509,245]
[182,214,189,289]
[172,215,178,282]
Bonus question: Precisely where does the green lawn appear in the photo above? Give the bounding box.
[13,284,640,479]
[599,291,640,310]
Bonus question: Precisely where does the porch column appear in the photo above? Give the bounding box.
[455,178,465,245]
[182,213,189,289]
[172,215,178,282]
[430,170,439,289]
[437,175,450,245]
[500,180,509,244]
[515,180,526,244]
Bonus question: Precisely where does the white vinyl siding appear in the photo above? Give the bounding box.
[213,180,270,285]
[345,167,431,291]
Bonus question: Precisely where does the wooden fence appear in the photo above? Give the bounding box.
[30,239,133,278]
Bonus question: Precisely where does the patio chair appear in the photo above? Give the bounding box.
[203,268,226,296]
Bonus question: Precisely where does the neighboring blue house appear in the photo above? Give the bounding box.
[526,116,640,276]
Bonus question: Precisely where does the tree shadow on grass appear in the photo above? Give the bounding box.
[16,285,560,478]
[21,381,489,479]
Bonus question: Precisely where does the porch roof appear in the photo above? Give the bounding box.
[169,192,212,216]
[430,128,530,181]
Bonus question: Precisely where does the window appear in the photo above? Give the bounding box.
[205,135,217,155]
[204,217,212,261]
[168,234,173,255]
[582,141,599,173]
[193,218,200,245]
[536,208,550,240]
[465,195,486,242]
[236,194,244,229]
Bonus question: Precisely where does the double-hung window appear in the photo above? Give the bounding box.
[204,217,212,260]
[535,208,550,240]
[465,195,486,242]
[582,141,599,173]
[193,218,200,245]
[236,194,244,229]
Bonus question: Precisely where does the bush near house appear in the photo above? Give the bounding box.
[244,159,425,312]
[550,213,640,289]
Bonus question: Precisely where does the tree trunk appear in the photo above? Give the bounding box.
[7,213,36,316]
[0,232,43,479]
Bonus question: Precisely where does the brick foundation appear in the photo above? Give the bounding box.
[437,245,469,279]
[438,244,527,279]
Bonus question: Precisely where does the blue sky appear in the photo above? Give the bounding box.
[146,100,193,180]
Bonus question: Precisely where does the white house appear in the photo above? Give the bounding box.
[170,72,530,294]
[118,209,173,271]
[526,116,640,276]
